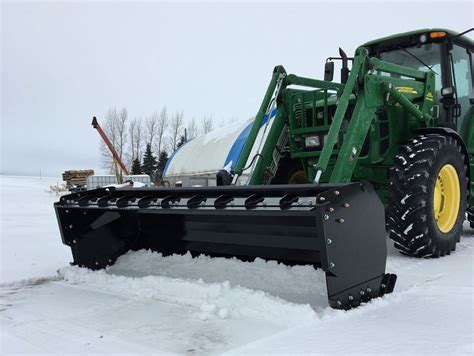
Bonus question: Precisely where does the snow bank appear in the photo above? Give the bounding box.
[58,251,321,327]
[110,250,328,306]
[0,175,70,283]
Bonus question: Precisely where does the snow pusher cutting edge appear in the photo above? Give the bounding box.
[55,181,396,310]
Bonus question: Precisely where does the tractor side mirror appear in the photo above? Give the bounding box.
[324,61,334,82]
[441,86,455,97]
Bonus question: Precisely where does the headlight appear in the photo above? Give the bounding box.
[305,135,321,148]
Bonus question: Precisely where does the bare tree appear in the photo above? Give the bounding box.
[218,117,226,128]
[127,117,144,168]
[100,107,118,174]
[162,136,174,155]
[201,114,214,134]
[228,115,238,123]
[170,111,184,151]
[127,118,137,168]
[99,107,128,177]
[117,107,128,160]
[218,115,238,128]
[133,118,143,161]
[187,117,198,140]
[154,107,168,155]
[145,111,159,147]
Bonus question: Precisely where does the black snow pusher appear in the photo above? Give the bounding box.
[55,182,396,309]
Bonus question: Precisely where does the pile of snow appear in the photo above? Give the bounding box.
[109,250,328,308]
[59,252,319,327]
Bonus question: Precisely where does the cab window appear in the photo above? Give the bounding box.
[450,44,473,124]
[379,43,442,98]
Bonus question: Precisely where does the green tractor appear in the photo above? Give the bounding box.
[232,28,474,258]
[54,28,473,309]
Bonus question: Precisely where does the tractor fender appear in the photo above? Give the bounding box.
[415,127,470,198]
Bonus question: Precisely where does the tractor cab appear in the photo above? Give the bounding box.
[363,29,473,136]
[326,29,473,137]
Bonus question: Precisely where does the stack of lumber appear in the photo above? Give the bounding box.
[62,170,94,188]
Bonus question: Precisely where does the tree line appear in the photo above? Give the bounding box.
[99,106,238,183]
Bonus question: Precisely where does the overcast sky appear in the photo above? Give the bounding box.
[1,1,473,177]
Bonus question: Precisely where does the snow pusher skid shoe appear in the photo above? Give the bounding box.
[55,181,396,309]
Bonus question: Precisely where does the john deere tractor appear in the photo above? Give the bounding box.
[55,28,473,309]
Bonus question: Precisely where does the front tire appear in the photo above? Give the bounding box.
[387,134,468,257]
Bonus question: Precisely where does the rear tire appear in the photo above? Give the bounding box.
[387,134,468,257]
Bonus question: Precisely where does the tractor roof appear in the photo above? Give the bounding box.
[361,28,473,50]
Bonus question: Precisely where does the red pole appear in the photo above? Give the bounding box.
[91,117,130,176]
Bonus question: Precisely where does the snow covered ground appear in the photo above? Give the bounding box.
[1,175,473,354]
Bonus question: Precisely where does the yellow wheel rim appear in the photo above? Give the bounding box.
[433,164,460,233]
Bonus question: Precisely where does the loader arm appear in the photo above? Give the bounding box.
[233,48,435,187]
[233,65,287,181]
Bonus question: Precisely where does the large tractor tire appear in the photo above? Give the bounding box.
[387,134,468,257]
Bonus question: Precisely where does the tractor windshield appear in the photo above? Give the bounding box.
[378,43,442,92]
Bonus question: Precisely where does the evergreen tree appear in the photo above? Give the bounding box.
[156,150,169,182]
[130,158,142,175]
[141,143,157,178]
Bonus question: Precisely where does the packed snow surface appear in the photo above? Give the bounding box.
[1,175,473,354]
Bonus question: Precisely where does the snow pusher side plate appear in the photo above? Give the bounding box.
[54,181,396,309]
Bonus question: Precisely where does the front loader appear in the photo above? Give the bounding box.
[55,28,473,309]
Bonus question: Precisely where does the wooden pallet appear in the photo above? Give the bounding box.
[62,170,94,188]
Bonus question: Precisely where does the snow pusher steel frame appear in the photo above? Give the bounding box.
[55,182,396,309]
